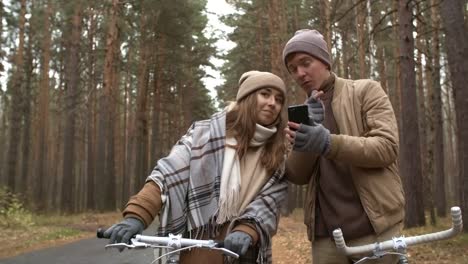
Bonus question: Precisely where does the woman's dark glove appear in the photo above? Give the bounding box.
[102,217,144,245]
[224,231,252,256]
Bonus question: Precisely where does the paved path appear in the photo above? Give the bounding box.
[0,236,158,264]
[1,222,162,264]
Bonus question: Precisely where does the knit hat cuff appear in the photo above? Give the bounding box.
[236,71,286,101]
[283,41,331,69]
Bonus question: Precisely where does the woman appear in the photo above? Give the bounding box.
[103,71,289,264]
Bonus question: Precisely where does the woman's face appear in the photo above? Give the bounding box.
[255,87,284,126]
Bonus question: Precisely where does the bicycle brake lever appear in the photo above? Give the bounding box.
[105,239,151,250]
[208,241,238,259]
[105,243,136,250]
[215,248,239,259]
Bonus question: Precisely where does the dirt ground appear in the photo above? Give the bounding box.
[272,212,312,263]
[1,210,467,263]
[0,212,120,259]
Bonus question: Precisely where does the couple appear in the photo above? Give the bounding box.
[102,29,405,264]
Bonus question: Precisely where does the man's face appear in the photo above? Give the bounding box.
[286,53,330,96]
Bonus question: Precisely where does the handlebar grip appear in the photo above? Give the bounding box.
[96,228,106,239]
[214,240,224,248]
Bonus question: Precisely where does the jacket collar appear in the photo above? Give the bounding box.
[332,73,345,99]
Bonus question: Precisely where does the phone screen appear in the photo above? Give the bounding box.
[288,104,309,125]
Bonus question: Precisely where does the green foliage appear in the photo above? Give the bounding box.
[0,186,35,228]
[216,0,319,104]
[217,1,269,103]
[155,0,217,118]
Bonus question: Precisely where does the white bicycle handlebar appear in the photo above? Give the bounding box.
[103,233,239,259]
[135,234,215,247]
[333,206,463,256]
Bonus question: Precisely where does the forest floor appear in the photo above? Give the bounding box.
[271,210,468,263]
[1,210,467,263]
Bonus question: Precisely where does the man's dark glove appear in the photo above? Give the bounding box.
[306,94,324,124]
[294,122,331,155]
[224,231,252,256]
[102,217,144,245]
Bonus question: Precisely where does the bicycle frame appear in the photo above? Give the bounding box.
[332,206,463,264]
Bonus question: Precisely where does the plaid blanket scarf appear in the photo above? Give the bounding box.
[147,109,288,263]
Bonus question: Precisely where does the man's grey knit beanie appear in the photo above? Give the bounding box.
[282,29,331,70]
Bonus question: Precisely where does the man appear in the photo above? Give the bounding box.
[283,29,405,264]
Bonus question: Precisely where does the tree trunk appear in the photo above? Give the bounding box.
[62,2,83,213]
[376,47,388,93]
[416,5,436,225]
[150,33,164,168]
[443,80,458,205]
[416,29,429,213]
[286,183,296,215]
[21,7,34,196]
[371,2,388,94]
[0,1,4,74]
[268,0,286,76]
[86,6,97,210]
[6,0,26,192]
[338,0,351,79]
[392,0,402,127]
[255,6,265,71]
[113,70,123,208]
[96,96,108,210]
[355,0,367,78]
[121,46,133,207]
[298,185,304,208]
[133,9,150,192]
[34,0,52,211]
[429,0,446,217]
[440,0,468,232]
[48,113,60,210]
[320,0,332,56]
[97,0,120,210]
[110,0,122,210]
[0,95,6,185]
[398,0,425,227]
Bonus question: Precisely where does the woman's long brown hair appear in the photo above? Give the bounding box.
[225,91,288,174]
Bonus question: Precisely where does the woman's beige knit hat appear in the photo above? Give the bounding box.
[236,71,286,101]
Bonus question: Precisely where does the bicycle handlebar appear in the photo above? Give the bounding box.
[135,234,217,248]
[96,228,239,259]
[333,206,463,256]
[96,228,106,239]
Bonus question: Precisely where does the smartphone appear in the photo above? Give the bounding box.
[288,104,309,125]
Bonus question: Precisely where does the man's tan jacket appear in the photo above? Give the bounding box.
[286,76,405,241]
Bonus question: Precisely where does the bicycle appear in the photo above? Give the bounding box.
[96,228,239,264]
[332,206,463,263]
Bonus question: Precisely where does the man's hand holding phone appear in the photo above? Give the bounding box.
[286,103,331,155]
[306,92,324,124]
